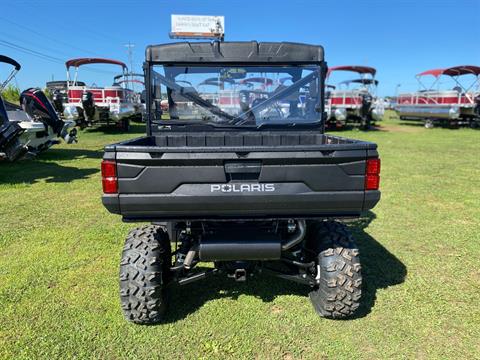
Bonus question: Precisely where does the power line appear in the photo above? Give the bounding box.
[7,3,126,45]
[0,40,119,77]
[0,40,64,64]
[0,30,81,59]
[0,16,101,57]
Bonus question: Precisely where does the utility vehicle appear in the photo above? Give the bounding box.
[395,65,480,128]
[101,41,381,324]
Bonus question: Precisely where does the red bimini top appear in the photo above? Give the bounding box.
[417,65,480,77]
[66,58,127,69]
[328,65,377,77]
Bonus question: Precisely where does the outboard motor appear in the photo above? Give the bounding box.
[475,95,480,116]
[51,89,64,114]
[361,93,373,128]
[361,93,373,116]
[0,96,27,161]
[20,88,77,144]
[81,90,95,120]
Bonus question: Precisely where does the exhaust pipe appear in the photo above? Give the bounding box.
[198,220,307,262]
[281,220,307,251]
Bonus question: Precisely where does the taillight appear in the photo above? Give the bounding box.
[365,158,381,190]
[101,160,118,194]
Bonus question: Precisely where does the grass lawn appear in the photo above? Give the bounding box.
[0,113,479,359]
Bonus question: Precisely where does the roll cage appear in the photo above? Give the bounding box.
[143,41,327,134]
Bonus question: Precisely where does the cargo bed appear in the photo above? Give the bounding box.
[102,131,380,221]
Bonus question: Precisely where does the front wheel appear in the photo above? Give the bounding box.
[119,225,171,324]
[308,221,362,319]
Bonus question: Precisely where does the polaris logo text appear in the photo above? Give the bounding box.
[211,184,275,193]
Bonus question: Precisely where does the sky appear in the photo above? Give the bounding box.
[0,0,479,96]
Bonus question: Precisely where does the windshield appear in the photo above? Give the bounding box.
[149,65,322,127]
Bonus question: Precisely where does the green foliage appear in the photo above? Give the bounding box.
[0,84,20,104]
[43,87,52,100]
[0,116,479,359]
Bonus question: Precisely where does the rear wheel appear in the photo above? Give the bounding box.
[119,225,171,324]
[308,221,362,319]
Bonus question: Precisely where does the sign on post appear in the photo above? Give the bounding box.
[170,15,225,40]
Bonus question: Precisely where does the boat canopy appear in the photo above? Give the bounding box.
[240,77,274,85]
[0,55,21,70]
[199,77,235,86]
[417,65,480,78]
[328,66,376,76]
[113,73,144,82]
[116,79,144,86]
[338,78,379,86]
[66,58,127,69]
[0,55,21,91]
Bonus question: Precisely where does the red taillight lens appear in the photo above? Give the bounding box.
[366,158,381,175]
[101,160,116,178]
[101,160,118,194]
[365,158,381,190]
[102,177,118,193]
[365,174,380,190]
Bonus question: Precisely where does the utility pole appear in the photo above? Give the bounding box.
[395,84,401,97]
[124,42,135,91]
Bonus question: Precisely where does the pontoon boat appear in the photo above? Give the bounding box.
[63,58,137,130]
[395,65,480,128]
[112,72,145,121]
[326,65,384,129]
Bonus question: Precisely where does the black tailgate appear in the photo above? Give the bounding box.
[102,132,380,220]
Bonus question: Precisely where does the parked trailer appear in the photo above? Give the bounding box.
[63,58,137,131]
[326,66,384,129]
[395,65,480,128]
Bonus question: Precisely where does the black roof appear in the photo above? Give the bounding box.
[146,41,324,64]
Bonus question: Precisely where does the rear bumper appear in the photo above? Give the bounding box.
[102,190,381,221]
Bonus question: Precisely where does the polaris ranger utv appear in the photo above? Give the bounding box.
[101,41,381,324]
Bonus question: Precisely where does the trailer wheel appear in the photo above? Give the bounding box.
[308,221,362,319]
[119,225,171,324]
[424,120,434,129]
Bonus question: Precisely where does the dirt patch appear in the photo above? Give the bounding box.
[379,123,424,133]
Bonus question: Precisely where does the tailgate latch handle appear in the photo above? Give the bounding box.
[224,162,262,174]
[224,162,262,181]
